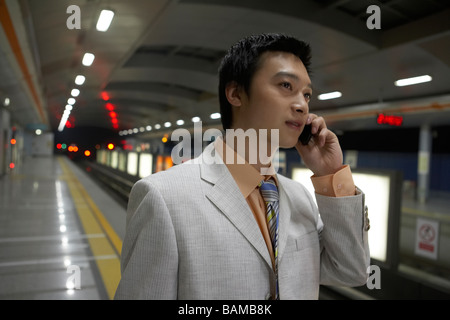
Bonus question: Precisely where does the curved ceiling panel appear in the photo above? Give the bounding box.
[0,0,448,136]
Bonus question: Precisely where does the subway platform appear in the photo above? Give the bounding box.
[0,155,125,299]
[1,154,450,299]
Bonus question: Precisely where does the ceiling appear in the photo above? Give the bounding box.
[1,0,450,140]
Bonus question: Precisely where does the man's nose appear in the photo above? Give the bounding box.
[291,98,309,114]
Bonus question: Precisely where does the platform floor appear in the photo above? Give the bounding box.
[0,156,124,299]
[0,155,449,299]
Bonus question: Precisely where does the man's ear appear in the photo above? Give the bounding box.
[225,81,243,107]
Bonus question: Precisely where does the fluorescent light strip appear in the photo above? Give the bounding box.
[210,112,221,119]
[58,114,69,132]
[121,116,214,135]
[394,75,432,87]
[318,91,342,100]
[82,53,95,66]
[75,75,85,85]
[96,10,115,32]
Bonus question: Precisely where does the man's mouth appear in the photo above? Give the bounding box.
[286,121,302,130]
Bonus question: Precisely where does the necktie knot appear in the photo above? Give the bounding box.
[259,178,279,203]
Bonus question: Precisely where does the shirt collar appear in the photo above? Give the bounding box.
[214,137,277,198]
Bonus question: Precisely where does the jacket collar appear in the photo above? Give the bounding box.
[197,142,291,269]
[197,142,273,268]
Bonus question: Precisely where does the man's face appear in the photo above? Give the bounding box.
[232,51,312,149]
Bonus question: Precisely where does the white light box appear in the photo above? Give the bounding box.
[291,166,402,266]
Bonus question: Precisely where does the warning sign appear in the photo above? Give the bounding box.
[415,218,439,260]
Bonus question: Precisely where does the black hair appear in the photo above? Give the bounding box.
[218,33,311,130]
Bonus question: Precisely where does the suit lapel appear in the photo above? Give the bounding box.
[199,143,273,269]
[276,179,292,264]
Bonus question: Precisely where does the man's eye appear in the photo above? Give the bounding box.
[280,82,292,89]
[304,93,312,101]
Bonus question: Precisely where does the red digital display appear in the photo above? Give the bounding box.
[377,113,403,126]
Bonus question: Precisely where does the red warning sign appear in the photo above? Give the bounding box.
[415,218,439,260]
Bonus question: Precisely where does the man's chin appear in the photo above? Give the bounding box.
[279,138,298,149]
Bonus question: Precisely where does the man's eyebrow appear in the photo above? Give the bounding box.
[273,71,313,89]
[273,71,299,81]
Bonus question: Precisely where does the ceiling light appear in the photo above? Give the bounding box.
[65,105,73,111]
[82,53,95,66]
[101,92,110,101]
[176,119,184,126]
[71,89,80,97]
[96,10,114,32]
[146,125,152,131]
[210,113,221,119]
[75,75,85,85]
[155,124,161,129]
[318,91,342,100]
[3,97,10,106]
[394,75,432,87]
[192,116,200,123]
[164,122,172,128]
[67,98,76,105]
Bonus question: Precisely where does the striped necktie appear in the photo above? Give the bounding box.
[259,178,279,300]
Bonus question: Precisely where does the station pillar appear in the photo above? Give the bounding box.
[417,124,432,204]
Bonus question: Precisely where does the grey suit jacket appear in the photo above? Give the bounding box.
[115,143,370,300]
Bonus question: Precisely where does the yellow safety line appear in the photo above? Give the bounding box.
[58,157,122,299]
[75,179,123,256]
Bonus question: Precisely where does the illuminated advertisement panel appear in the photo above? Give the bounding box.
[139,153,153,178]
[291,166,401,268]
[118,152,126,172]
[97,150,106,165]
[127,152,138,176]
[111,151,118,169]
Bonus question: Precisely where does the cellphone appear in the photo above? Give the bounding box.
[299,124,312,145]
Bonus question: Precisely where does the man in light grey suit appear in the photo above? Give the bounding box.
[115,33,370,300]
